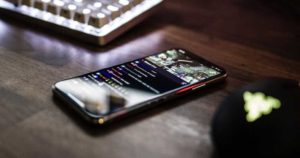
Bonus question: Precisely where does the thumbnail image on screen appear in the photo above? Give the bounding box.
[146,49,220,84]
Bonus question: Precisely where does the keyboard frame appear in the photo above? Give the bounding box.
[0,0,163,45]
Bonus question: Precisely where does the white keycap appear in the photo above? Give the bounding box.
[21,0,34,7]
[74,8,91,24]
[60,3,77,19]
[34,0,50,11]
[118,0,131,12]
[47,0,64,15]
[106,4,120,20]
[89,12,109,28]
[92,2,102,8]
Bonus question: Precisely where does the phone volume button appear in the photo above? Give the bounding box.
[176,83,206,94]
[192,83,206,90]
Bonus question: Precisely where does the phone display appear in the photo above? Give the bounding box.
[53,49,227,125]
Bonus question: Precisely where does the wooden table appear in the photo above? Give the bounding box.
[0,0,299,157]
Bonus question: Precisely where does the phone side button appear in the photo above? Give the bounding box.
[176,83,205,94]
[192,83,206,91]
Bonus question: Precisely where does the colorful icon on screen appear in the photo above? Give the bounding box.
[243,91,281,122]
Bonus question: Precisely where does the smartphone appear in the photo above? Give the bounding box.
[52,48,227,125]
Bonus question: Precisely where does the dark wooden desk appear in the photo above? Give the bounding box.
[0,0,299,158]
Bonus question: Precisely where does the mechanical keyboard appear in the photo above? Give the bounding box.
[0,0,163,45]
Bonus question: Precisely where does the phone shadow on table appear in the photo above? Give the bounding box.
[52,80,227,138]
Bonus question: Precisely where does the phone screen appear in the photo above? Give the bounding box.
[54,49,225,120]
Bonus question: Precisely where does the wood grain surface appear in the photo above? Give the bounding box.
[0,0,299,158]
